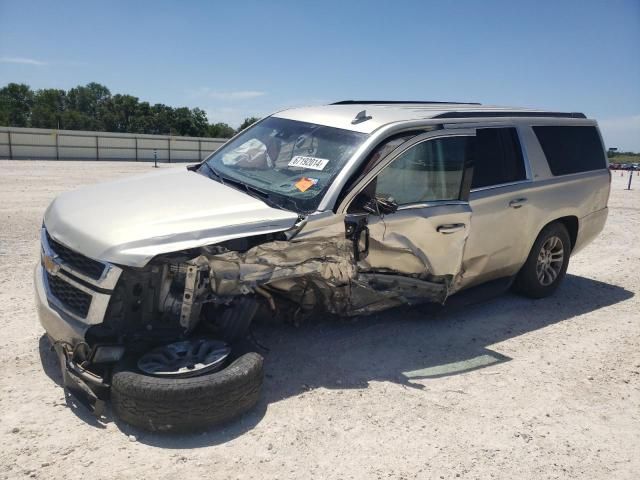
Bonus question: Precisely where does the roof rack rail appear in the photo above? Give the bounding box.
[331,100,481,105]
[432,111,587,119]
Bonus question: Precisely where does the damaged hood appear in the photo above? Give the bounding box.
[44,167,299,267]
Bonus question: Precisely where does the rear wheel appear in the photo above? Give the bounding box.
[513,222,571,299]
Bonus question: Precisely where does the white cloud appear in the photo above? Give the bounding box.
[193,88,266,101]
[597,114,640,152]
[0,56,47,66]
[205,107,268,128]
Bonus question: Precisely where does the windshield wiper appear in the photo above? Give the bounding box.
[221,176,296,211]
[199,165,301,212]
[199,162,225,185]
[243,182,303,213]
[223,177,270,202]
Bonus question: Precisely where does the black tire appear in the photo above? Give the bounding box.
[513,222,571,299]
[111,352,263,433]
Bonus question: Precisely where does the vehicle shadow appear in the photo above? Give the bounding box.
[255,274,634,403]
[39,335,63,387]
[38,274,634,446]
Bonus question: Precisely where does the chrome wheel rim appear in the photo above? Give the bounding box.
[137,339,230,378]
[536,235,564,286]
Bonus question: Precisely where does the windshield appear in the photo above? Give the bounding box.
[198,117,367,213]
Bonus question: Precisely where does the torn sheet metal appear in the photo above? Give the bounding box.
[188,210,468,317]
[199,236,356,316]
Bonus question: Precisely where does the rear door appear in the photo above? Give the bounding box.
[460,127,532,288]
[339,129,476,299]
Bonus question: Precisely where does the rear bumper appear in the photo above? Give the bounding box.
[34,263,89,345]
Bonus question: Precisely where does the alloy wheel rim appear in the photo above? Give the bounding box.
[137,339,231,378]
[536,235,564,286]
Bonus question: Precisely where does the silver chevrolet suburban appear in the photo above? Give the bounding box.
[35,101,610,431]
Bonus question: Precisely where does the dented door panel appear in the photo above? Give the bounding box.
[359,204,472,280]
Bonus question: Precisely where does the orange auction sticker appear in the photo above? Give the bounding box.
[294,177,315,192]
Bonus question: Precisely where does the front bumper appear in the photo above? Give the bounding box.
[52,340,110,415]
[35,264,111,414]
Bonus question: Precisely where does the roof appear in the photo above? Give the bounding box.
[272,101,587,134]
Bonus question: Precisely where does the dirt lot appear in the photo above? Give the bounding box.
[0,161,638,480]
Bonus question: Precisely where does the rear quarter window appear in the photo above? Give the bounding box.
[532,126,606,176]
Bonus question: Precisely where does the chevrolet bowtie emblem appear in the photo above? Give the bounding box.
[43,254,60,275]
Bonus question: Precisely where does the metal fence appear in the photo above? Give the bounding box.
[0,126,227,162]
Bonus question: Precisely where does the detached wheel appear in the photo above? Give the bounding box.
[514,222,571,299]
[111,342,263,433]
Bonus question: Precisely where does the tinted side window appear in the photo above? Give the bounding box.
[472,127,526,189]
[532,126,606,176]
[374,136,471,204]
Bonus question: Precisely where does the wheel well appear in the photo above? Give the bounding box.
[553,216,578,250]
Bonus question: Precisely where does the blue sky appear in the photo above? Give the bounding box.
[1,0,639,150]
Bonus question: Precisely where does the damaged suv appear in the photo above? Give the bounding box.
[36,101,610,431]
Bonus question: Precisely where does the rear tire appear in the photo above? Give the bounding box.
[513,222,571,299]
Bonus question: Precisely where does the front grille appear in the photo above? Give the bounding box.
[46,232,105,280]
[47,272,92,318]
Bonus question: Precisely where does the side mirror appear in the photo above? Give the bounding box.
[362,194,398,216]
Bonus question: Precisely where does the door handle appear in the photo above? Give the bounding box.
[437,223,466,234]
[509,198,528,209]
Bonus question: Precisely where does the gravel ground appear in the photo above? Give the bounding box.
[0,161,638,480]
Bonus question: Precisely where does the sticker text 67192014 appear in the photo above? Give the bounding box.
[288,156,330,171]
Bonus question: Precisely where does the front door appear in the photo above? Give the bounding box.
[340,129,476,304]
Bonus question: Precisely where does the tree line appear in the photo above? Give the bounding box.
[608,149,640,158]
[0,82,259,138]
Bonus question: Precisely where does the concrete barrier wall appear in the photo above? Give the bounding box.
[0,127,228,162]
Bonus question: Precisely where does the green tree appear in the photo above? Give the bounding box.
[0,83,34,127]
[237,116,260,132]
[130,101,153,133]
[61,110,94,130]
[149,103,175,135]
[66,82,111,130]
[99,94,140,132]
[168,107,209,137]
[172,107,194,136]
[31,88,66,129]
[190,108,210,137]
[0,81,249,138]
[208,122,235,138]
